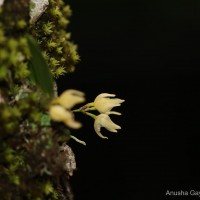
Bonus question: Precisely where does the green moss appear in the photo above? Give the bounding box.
[30,0,79,78]
[0,0,78,199]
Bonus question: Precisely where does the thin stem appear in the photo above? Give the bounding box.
[83,107,97,111]
[84,111,96,119]
[72,109,81,112]
[72,102,95,112]
[72,103,97,119]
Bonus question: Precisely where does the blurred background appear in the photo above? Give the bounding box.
[58,0,200,199]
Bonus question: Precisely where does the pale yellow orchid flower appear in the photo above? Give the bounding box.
[49,105,81,129]
[49,89,85,129]
[94,114,121,139]
[93,93,125,114]
[53,89,85,109]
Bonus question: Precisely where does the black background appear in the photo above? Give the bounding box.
[58,0,200,199]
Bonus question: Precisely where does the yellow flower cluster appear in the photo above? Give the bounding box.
[84,93,125,139]
[49,89,85,129]
[49,91,125,140]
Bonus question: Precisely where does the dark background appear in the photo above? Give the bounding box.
[58,0,200,199]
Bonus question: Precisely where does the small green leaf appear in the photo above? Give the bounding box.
[26,34,54,97]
